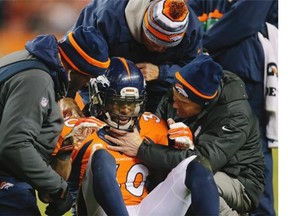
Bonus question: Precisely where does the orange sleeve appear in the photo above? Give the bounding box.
[139,112,169,146]
[75,92,85,110]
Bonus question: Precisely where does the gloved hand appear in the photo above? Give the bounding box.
[38,192,52,204]
[54,117,106,161]
[167,118,194,150]
[45,187,73,216]
[66,116,106,147]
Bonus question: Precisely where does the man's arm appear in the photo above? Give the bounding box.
[203,0,273,52]
[137,141,197,171]
[105,127,197,172]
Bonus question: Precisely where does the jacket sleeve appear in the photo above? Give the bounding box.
[157,33,203,85]
[203,0,273,52]
[137,141,197,172]
[0,70,66,194]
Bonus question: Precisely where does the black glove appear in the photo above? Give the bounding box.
[38,192,52,204]
[45,186,73,216]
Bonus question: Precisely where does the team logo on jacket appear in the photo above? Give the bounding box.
[169,35,182,42]
[40,97,49,107]
[0,181,14,190]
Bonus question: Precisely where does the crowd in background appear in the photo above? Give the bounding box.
[0,0,89,56]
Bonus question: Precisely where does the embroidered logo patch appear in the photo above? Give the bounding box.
[222,126,233,132]
[175,83,189,98]
[40,97,49,108]
[0,181,14,190]
[169,35,182,42]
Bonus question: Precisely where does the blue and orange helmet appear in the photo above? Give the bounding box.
[89,57,147,131]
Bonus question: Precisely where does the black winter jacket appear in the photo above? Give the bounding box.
[137,71,264,210]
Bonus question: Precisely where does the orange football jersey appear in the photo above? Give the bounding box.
[68,112,168,206]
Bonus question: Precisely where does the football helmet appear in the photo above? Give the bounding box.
[89,57,146,131]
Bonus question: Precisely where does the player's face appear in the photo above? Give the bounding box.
[172,87,202,118]
[107,100,138,125]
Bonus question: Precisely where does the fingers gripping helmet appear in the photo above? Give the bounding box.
[90,57,146,131]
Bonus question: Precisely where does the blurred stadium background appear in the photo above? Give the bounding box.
[0,1,278,215]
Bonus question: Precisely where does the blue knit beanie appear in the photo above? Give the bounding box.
[174,54,223,105]
[58,25,110,77]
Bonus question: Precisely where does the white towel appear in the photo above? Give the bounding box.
[258,23,278,148]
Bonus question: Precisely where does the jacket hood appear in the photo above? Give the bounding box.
[125,0,151,43]
[25,34,64,72]
[25,34,68,100]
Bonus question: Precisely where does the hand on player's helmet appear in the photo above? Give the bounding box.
[45,186,73,216]
[167,118,194,150]
[136,62,159,81]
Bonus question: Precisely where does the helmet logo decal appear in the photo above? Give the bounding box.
[96,75,110,88]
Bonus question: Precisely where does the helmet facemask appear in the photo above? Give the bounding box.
[100,87,146,131]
